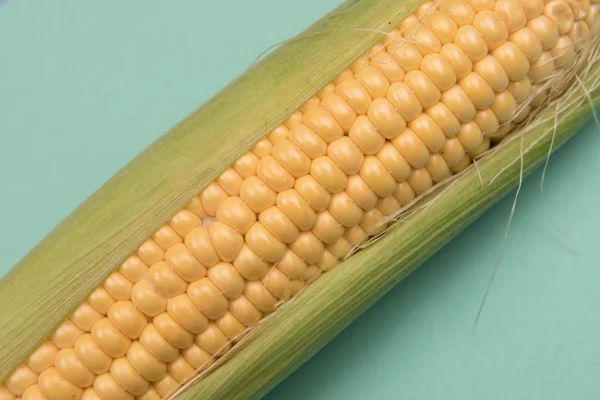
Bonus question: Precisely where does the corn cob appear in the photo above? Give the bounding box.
[1,1,599,399]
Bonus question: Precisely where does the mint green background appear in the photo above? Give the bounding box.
[1,1,599,399]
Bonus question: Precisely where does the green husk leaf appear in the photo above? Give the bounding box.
[177,46,600,400]
[0,0,423,381]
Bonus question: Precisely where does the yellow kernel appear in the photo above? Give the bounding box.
[74,334,112,375]
[153,373,178,399]
[119,255,149,284]
[494,0,528,32]
[167,294,209,334]
[289,231,325,265]
[426,154,453,183]
[457,121,485,153]
[91,318,131,358]
[523,0,545,19]
[473,108,501,136]
[369,52,405,83]
[181,344,214,371]
[51,320,84,349]
[276,188,317,230]
[440,0,476,26]
[244,281,279,313]
[407,167,434,195]
[527,15,560,49]
[138,324,179,363]
[87,287,116,315]
[131,280,166,317]
[22,384,45,400]
[507,76,533,103]
[229,294,263,326]
[327,136,365,176]
[490,90,518,123]
[200,183,229,217]
[376,142,412,182]
[454,25,489,61]
[250,138,272,158]
[108,301,147,340]
[473,10,509,50]
[441,137,467,167]
[458,71,495,109]
[393,181,417,206]
[288,124,327,159]
[409,114,447,153]
[328,192,364,228]
[491,41,530,81]
[349,115,386,155]
[360,209,387,236]
[195,323,231,356]
[367,98,407,140]
[239,176,276,214]
[468,0,495,12]
[206,262,245,299]
[208,220,244,262]
[544,0,575,34]
[359,156,397,198]
[327,237,354,259]
[167,356,195,383]
[103,272,133,301]
[277,249,310,280]
[185,195,207,219]
[154,312,193,349]
[233,152,260,179]
[263,269,302,301]
[312,210,344,244]
[283,111,303,129]
[245,222,286,262]
[404,70,442,109]
[509,27,543,63]
[147,261,187,298]
[294,175,331,212]
[426,102,461,137]
[390,43,423,72]
[528,52,556,83]
[345,175,379,211]
[440,43,474,79]
[71,303,103,332]
[256,155,295,192]
[233,244,270,280]
[215,312,246,341]
[169,209,201,237]
[355,66,390,99]
[335,78,372,114]
[299,96,320,113]
[187,277,228,320]
[387,82,423,121]
[4,365,37,396]
[551,36,575,69]
[216,168,243,196]
[153,224,183,251]
[272,140,311,178]
[310,156,347,194]
[165,243,207,282]
[110,357,149,396]
[303,107,344,143]
[441,85,477,122]
[320,93,357,131]
[424,11,459,45]
[473,55,509,92]
[420,54,457,91]
[565,0,591,20]
[39,368,84,400]
[391,128,431,168]
[259,206,299,244]
[26,341,58,373]
[126,341,166,382]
